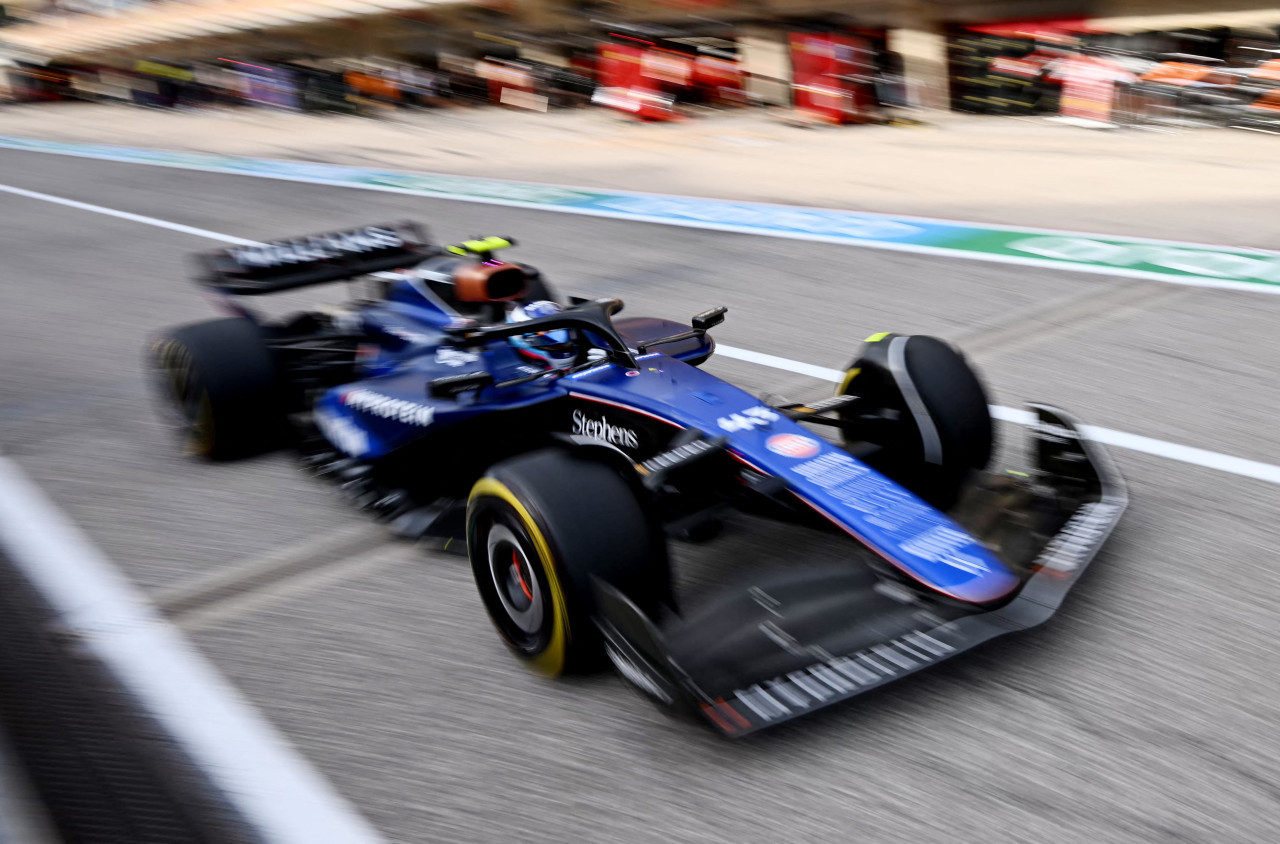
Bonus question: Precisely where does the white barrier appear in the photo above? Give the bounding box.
[0,458,386,844]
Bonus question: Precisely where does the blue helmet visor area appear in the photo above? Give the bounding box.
[513,328,575,362]
[535,328,572,348]
[507,301,576,364]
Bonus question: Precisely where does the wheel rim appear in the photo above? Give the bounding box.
[468,478,571,675]
[486,524,545,637]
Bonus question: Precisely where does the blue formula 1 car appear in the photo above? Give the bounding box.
[149,221,1127,736]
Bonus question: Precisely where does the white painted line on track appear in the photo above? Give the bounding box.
[4,136,1280,253]
[709,345,845,382]
[0,183,260,245]
[0,458,386,844]
[4,143,1280,295]
[1077,425,1280,485]
[6,180,1280,486]
[714,347,1280,485]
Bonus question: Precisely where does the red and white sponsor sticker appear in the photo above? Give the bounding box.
[765,433,821,459]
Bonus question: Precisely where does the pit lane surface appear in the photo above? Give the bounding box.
[3,148,1279,843]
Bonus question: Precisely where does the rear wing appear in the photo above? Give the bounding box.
[195,221,436,295]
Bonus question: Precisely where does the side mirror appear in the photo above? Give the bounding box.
[429,370,493,399]
[692,306,727,332]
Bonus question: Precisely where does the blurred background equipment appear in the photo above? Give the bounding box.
[2,0,1280,130]
[788,30,877,124]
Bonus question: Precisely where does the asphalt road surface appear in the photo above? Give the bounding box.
[3,148,1279,843]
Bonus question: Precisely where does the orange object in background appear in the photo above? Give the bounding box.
[1140,63,1230,87]
[6,65,71,102]
[345,71,400,103]
[789,33,874,124]
[1249,60,1280,84]
[1249,89,1280,112]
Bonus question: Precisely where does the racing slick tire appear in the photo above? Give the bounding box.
[838,333,992,508]
[148,317,287,461]
[467,449,669,676]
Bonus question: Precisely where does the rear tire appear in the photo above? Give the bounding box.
[838,333,992,508]
[467,449,669,675]
[148,317,287,460]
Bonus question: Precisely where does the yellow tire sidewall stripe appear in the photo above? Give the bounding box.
[469,477,570,677]
[838,331,890,394]
[838,366,861,396]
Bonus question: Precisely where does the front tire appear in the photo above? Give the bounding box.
[467,449,669,675]
[838,332,993,508]
[148,317,287,460]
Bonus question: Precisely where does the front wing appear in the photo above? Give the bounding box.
[595,404,1127,737]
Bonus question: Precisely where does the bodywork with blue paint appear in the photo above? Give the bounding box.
[154,222,1127,736]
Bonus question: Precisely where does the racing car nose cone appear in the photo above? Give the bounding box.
[894,522,1019,604]
[938,565,1020,604]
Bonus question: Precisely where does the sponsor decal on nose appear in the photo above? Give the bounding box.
[765,433,821,459]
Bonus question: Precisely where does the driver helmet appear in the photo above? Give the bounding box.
[506,300,575,369]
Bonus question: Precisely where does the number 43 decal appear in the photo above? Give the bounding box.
[717,406,779,432]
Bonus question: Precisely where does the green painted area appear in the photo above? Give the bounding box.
[940,229,1280,287]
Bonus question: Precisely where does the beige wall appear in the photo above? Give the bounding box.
[738,25,792,106]
[1093,0,1276,13]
